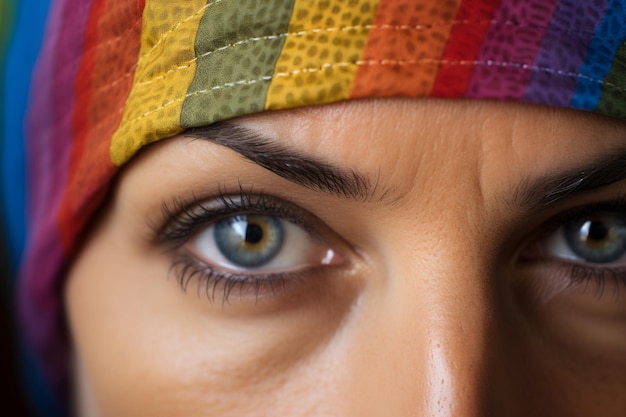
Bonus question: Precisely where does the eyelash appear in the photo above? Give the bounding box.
[157,187,626,302]
[158,187,308,243]
[170,251,305,303]
[528,195,626,296]
[156,187,318,302]
[563,264,626,298]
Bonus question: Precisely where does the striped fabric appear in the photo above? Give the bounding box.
[20,0,626,410]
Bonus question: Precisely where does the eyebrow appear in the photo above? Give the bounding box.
[184,122,372,201]
[186,123,626,210]
[516,147,626,209]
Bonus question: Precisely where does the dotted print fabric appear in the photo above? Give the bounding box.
[109,0,206,165]
[467,0,560,99]
[522,0,609,107]
[181,0,295,128]
[264,0,378,108]
[58,0,144,245]
[351,0,462,98]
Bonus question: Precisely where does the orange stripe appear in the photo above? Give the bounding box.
[351,0,462,98]
[58,0,144,250]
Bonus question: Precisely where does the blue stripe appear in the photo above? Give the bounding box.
[2,1,68,416]
[1,0,53,271]
[570,0,626,111]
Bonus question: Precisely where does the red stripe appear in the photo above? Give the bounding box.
[69,0,106,181]
[430,0,502,97]
[58,0,144,250]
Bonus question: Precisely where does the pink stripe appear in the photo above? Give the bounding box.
[467,0,559,99]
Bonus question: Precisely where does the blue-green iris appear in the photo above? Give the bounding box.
[214,215,284,268]
[564,214,626,263]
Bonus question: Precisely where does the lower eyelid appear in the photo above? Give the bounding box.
[171,251,279,297]
[170,250,336,304]
[515,255,626,301]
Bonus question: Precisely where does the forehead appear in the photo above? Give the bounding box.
[240,98,624,154]
[235,98,626,199]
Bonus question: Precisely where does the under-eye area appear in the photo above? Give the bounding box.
[512,195,626,365]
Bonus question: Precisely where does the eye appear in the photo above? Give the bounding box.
[155,192,352,302]
[517,206,626,364]
[190,213,337,272]
[518,206,626,303]
[541,212,626,264]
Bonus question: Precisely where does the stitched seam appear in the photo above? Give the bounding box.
[50,1,205,84]
[75,2,216,101]
[115,59,624,128]
[94,10,143,48]
[133,22,618,88]
[51,17,141,96]
[139,0,225,60]
[371,20,603,37]
[60,15,611,92]
[138,18,605,61]
[95,20,617,95]
[91,66,138,96]
[135,32,289,87]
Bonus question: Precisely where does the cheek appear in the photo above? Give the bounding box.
[64,211,355,417]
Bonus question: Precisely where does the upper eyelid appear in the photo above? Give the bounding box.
[531,205,626,256]
[152,190,325,246]
[515,196,626,257]
[522,193,626,231]
[554,198,626,223]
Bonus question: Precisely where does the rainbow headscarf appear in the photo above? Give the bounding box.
[18,0,626,412]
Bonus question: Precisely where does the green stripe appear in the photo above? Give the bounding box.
[0,0,16,59]
[597,41,626,119]
[181,0,296,127]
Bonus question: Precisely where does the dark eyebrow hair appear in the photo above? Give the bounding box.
[186,122,626,210]
[184,122,371,201]
[516,148,626,209]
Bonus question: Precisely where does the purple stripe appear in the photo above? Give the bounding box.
[524,0,610,106]
[18,223,69,404]
[467,0,560,100]
[26,0,92,224]
[20,0,94,404]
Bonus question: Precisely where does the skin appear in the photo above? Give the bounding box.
[66,99,626,417]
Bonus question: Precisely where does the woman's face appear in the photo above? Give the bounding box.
[66,99,626,416]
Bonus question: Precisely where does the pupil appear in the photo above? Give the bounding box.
[587,221,608,241]
[245,224,264,244]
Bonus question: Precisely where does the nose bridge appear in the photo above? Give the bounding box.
[420,291,490,417]
[383,224,494,417]
[413,264,491,416]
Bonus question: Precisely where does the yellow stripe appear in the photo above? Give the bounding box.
[264,0,379,110]
[110,0,207,166]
